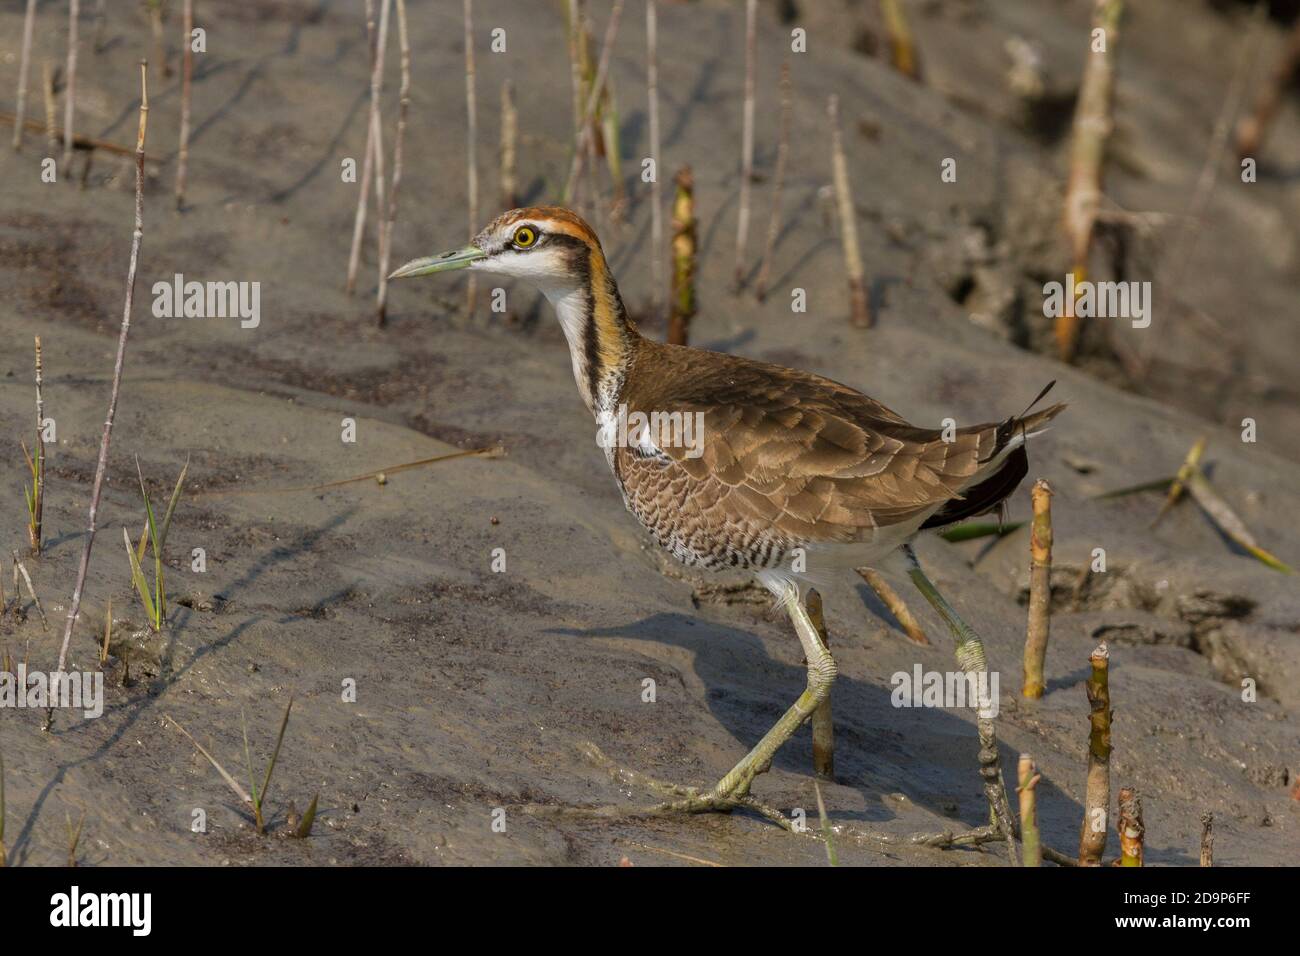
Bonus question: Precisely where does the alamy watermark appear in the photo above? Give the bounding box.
[891,665,999,718]
[597,404,705,459]
[1,666,103,719]
[50,886,151,936]
[1043,274,1151,329]
[152,273,261,328]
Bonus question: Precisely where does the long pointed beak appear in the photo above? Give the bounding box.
[389,245,487,279]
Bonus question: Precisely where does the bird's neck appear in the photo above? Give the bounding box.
[542,244,640,416]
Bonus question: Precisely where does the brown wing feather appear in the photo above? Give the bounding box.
[616,342,1008,548]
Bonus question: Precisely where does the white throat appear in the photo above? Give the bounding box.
[542,282,607,416]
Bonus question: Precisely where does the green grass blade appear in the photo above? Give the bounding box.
[814,781,837,866]
[21,439,36,524]
[260,696,295,807]
[1244,544,1295,574]
[294,794,319,838]
[159,455,190,553]
[1093,476,1175,500]
[122,527,156,624]
[939,520,1025,543]
[136,456,166,625]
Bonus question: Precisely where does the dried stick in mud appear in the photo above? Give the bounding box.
[827,94,871,329]
[1059,0,1122,363]
[1022,479,1053,698]
[48,61,151,732]
[1078,642,1112,865]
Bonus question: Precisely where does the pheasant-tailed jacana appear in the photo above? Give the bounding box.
[392,206,1064,829]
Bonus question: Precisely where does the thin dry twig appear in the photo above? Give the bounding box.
[49,61,151,731]
[12,0,38,150]
[165,715,252,803]
[732,0,757,290]
[827,94,871,328]
[0,111,152,160]
[30,336,46,555]
[174,0,194,210]
[562,0,624,202]
[1058,0,1123,363]
[62,0,81,174]
[880,0,922,80]
[1234,17,1300,162]
[1043,845,1080,867]
[566,0,585,204]
[346,0,383,295]
[857,567,929,645]
[376,0,411,327]
[667,166,696,346]
[1166,8,1264,298]
[147,0,170,79]
[92,0,106,53]
[464,0,479,318]
[615,839,722,867]
[836,821,1004,850]
[755,60,792,303]
[100,597,113,664]
[499,78,517,209]
[191,445,503,500]
[646,0,663,322]
[42,61,59,154]
[12,553,48,632]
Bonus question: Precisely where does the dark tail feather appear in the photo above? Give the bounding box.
[1018,401,1067,435]
[924,388,1067,531]
[981,381,1067,463]
[922,444,1028,530]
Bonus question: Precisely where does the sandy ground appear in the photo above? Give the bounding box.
[0,0,1297,866]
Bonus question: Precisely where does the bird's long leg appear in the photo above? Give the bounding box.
[527,582,835,825]
[901,543,1020,864]
[805,588,835,780]
[660,581,837,808]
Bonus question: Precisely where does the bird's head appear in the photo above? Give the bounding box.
[389,205,603,297]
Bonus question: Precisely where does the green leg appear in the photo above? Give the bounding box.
[805,588,835,781]
[902,544,1020,864]
[549,581,836,826]
[707,582,837,800]
[634,581,836,816]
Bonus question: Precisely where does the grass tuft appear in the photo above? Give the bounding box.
[167,695,314,838]
[123,455,188,631]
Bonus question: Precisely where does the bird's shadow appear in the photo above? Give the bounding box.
[547,610,1081,840]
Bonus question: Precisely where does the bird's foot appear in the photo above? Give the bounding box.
[517,742,791,829]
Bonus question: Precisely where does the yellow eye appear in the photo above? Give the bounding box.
[513,226,537,248]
